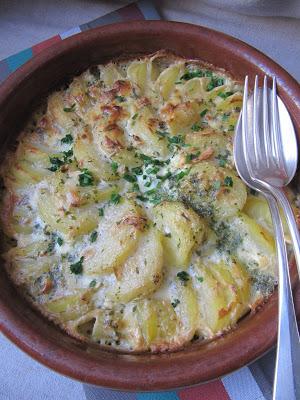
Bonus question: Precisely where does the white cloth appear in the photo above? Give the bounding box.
[0,1,299,400]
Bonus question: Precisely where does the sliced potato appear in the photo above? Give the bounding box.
[152,201,206,268]
[224,212,276,276]
[178,161,247,219]
[112,228,163,302]
[82,199,145,275]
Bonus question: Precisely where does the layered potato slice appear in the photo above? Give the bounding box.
[243,194,300,243]
[36,171,115,238]
[224,212,276,277]
[82,199,146,275]
[152,201,206,268]
[127,106,168,158]
[111,227,164,302]
[178,161,247,219]
[73,127,119,181]
[192,259,250,335]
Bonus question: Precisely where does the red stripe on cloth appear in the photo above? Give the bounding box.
[32,35,61,55]
[117,3,145,20]
[178,380,231,400]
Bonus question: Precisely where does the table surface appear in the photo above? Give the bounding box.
[0,1,299,399]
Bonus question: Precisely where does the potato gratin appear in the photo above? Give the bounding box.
[1,51,298,352]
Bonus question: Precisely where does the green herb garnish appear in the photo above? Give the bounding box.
[90,231,98,243]
[70,256,84,274]
[197,276,204,283]
[89,279,97,288]
[63,104,76,113]
[115,95,125,102]
[98,208,104,217]
[111,161,119,174]
[177,271,190,282]
[218,91,234,99]
[110,193,121,205]
[123,173,137,183]
[207,77,224,91]
[78,169,94,186]
[185,151,200,163]
[48,157,64,172]
[132,113,138,120]
[191,123,201,132]
[171,299,180,308]
[200,109,208,117]
[61,134,73,144]
[224,176,233,187]
[57,237,63,246]
[156,130,168,137]
[175,168,191,182]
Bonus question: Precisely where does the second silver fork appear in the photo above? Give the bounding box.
[234,75,300,400]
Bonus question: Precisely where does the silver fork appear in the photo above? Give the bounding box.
[234,76,300,400]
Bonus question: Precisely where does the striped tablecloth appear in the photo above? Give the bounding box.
[0,1,276,399]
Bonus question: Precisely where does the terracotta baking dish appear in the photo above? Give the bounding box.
[0,21,299,391]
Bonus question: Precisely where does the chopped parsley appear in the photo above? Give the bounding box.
[191,123,201,132]
[218,91,234,99]
[132,113,138,120]
[167,135,184,146]
[63,104,76,113]
[115,95,125,102]
[89,279,97,288]
[110,193,121,205]
[200,108,208,117]
[177,271,190,282]
[123,173,137,183]
[180,69,213,81]
[171,299,180,308]
[111,161,119,174]
[185,151,200,163]
[207,77,224,91]
[78,169,94,186]
[228,125,235,131]
[48,156,64,172]
[175,168,191,182]
[57,237,63,246]
[61,134,73,144]
[197,276,204,283]
[70,256,84,274]
[224,176,233,187]
[156,130,168,137]
[146,166,160,175]
[90,231,98,243]
[216,150,230,167]
[98,208,104,216]
[132,166,143,175]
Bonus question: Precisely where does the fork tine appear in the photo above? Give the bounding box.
[241,76,251,172]
[271,76,285,170]
[252,75,260,166]
[263,75,271,168]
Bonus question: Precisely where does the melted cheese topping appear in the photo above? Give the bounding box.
[0,51,282,352]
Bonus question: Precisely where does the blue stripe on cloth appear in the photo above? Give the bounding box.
[137,391,179,400]
[80,13,122,31]
[137,0,161,19]
[83,386,137,400]
[222,366,266,400]
[0,60,10,82]
[59,26,81,40]
[6,48,33,72]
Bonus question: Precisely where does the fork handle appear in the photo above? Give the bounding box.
[271,187,300,281]
[265,193,300,400]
